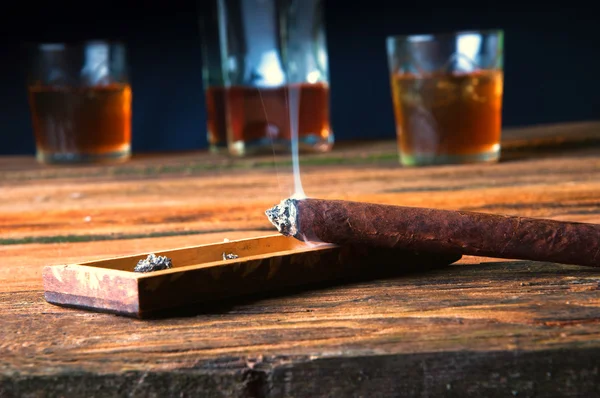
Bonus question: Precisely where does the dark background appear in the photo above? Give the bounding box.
[1,1,598,155]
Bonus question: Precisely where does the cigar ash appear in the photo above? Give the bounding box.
[223,252,239,260]
[134,253,173,273]
[265,198,299,237]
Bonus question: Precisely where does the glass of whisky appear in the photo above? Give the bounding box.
[199,1,228,154]
[386,30,504,166]
[200,0,334,157]
[27,41,132,164]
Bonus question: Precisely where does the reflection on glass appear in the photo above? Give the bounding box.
[200,0,334,156]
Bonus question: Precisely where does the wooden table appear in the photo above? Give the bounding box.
[2,121,600,397]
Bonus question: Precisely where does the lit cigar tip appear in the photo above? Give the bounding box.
[265,198,299,237]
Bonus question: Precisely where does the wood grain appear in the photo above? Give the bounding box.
[2,143,600,243]
[3,261,600,397]
[2,121,600,397]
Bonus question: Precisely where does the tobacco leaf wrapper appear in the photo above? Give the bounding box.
[265,198,600,267]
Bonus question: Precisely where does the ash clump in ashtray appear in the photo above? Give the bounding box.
[134,253,173,273]
[222,252,239,260]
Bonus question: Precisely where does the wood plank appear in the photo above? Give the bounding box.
[500,120,600,149]
[1,120,599,182]
[3,122,600,396]
[2,149,600,243]
[3,259,600,396]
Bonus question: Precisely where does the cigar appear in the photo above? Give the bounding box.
[265,198,600,268]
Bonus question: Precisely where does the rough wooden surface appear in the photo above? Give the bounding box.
[2,121,600,397]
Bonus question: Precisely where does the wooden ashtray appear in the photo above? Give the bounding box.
[43,234,461,318]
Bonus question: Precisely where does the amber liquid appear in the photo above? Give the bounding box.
[205,86,228,152]
[391,70,503,165]
[205,82,332,155]
[28,84,132,163]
